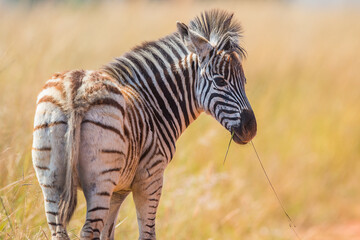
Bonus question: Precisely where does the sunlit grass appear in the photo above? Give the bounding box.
[0,1,359,239]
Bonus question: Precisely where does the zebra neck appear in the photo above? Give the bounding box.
[103,33,203,158]
[138,51,202,139]
[174,53,202,134]
[145,52,202,158]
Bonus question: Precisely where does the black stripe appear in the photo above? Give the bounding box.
[220,116,240,122]
[35,165,49,170]
[171,35,188,56]
[96,192,111,196]
[146,224,155,228]
[149,186,162,196]
[108,222,114,237]
[188,57,199,120]
[37,96,63,109]
[91,98,125,115]
[100,168,121,174]
[147,160,162,170]
[109,60,132,84]
[143,231,155,237]
[139,144,153,163]
[199,81,212,103]
[46,211,58,216]
[183,57,194,123]
[82,120,124,141]
[104,179,117,186]
[32,147,51,151]
[101,149,125,156]
[212,98,238,111]
[88,207,109,212]
[148,198,159,202]
[33,121,67,131]
[174,70,190,127]
[86,218,104,224]
[216,108,238,120]
[144,178,162,191]
[160,38,183,60]
[48,222,62,226]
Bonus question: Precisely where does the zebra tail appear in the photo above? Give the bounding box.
[59,110,82,225]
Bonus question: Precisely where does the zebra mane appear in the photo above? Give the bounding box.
[189,9,246,58]
[103,10,246,81]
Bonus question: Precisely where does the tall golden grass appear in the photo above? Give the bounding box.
[0,1,359,239]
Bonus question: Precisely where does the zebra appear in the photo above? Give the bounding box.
[32,9,257,240]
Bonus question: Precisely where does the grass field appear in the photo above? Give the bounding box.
[0,1,360,239]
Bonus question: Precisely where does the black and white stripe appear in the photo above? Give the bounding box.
[32,9,256,240]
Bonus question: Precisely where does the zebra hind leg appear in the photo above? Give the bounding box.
[79,103,128,239]
[100,191,130,240]
[40,176,70,240]
[32,113,70,239]
[80,181,123,240]
[78,146,125,239]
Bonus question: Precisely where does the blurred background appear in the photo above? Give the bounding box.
[0,0,359,239]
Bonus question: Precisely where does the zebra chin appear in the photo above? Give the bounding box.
[231,109,257,145]
[232,131,253,145]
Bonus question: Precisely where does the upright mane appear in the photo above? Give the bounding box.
[103,9,246,81]
[188,9,246,58]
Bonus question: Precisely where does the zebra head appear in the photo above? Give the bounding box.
[177,10,257,144]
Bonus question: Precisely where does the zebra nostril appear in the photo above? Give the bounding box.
[240,109,257,138]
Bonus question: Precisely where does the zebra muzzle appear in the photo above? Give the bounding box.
[232,109,257,144]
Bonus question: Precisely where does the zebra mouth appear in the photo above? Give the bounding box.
[232,131,249,145]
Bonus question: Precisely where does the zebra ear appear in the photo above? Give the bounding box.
[218,33,239,52]
[176,22,189,42]
[219,36,234,52]
[176,21,213,60]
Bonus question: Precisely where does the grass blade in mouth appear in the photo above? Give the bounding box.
[223,131,235,165]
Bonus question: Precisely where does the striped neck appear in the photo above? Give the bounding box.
[103,33,203,156]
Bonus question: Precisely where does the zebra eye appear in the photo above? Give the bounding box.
[213,77,227,87]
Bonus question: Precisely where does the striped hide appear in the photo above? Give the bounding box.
[32,9,257,240]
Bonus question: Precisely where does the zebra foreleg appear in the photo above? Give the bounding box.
[132,170,164,240]
[100,191,130,240]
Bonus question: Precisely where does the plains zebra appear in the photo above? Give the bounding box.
[32,9,257,240]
